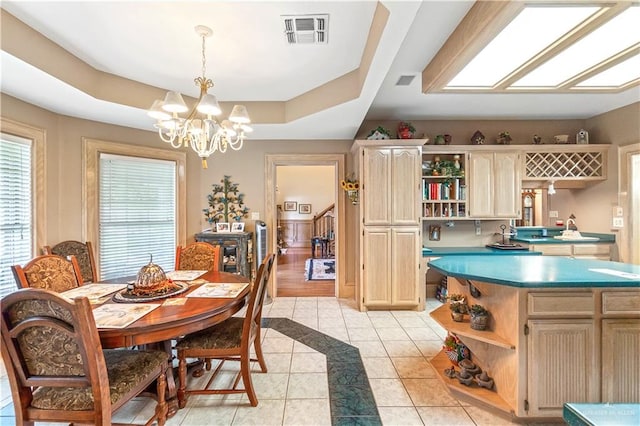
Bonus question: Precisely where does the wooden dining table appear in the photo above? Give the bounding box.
[97,270,250,416]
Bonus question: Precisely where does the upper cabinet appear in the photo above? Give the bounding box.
[422,146,521,220]
[362,144,421,226]
[468,151,521,218]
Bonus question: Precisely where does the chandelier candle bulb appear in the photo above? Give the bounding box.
[147,25,251,168]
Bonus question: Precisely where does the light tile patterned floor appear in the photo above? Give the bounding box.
[0,297,526,425]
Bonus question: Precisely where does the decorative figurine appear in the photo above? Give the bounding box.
[471,130,485,145]
[496,131,512,145]
[443,134,452,145]
[533,134,542,144]
[576,129,589,144]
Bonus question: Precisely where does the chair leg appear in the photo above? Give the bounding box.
[177,353,188,409]
[253,336,268,373]
[241,347,258,406]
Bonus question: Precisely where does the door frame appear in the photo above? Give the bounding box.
[618,143,640,264]
[265,154,345,298]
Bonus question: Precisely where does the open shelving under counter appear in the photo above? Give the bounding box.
[430,351,514,416]
[430,304,515,349]
[426,256,639,421]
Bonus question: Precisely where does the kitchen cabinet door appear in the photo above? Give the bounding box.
[362,227,420,308]
[601,320,640,403]
[527,319,597,417]
[468,152,521,218]
[362,146,421,226]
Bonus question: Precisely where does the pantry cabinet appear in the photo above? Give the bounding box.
[353,139,424,311]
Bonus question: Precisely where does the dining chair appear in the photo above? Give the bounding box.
[43,240,98,283]
[11,254,84,292]
[175,241,223,271]
[0,287,168,426]
[176,253,276,407]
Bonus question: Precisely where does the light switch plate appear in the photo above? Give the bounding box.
[549,210,559,218]
[251,212,260,220]
[612,217,624,228]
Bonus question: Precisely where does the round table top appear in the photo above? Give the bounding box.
[97,270,250,348]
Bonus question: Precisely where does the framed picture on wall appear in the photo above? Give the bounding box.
[299,204,311,214]
[284,201,297,211]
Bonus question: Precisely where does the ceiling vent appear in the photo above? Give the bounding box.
[282,14,329,44]
[396,75,416,86]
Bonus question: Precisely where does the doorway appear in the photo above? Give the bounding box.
[265,154,345,299]
[276,165,335,297]
[619,143,640,264]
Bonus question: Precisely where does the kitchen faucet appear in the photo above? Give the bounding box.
[566,218,577,231]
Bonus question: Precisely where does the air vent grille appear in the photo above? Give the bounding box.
[282,14,329,45]
[396,75,416,86]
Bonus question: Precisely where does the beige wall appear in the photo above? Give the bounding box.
[276,166,335,220]
[2,93,638,286]
[0,93,351,247]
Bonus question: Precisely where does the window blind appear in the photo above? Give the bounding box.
[99,154,176,280]
[0,134,32,298]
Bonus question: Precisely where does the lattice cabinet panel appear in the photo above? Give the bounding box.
[524,146,608,181]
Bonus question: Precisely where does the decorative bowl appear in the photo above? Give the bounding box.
[554,134,569,144]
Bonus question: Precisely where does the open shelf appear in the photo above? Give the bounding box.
[431,350,514,416]
[430,304,515,349]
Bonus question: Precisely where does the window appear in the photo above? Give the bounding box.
[99,154,176,279]
[0,134,32,297]
[84,138,186,281]
[0,119,45,298]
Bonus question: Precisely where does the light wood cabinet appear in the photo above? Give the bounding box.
[429,280,639,421]
[362,146,421,226]
[363,227,421,307]
[601,320,640,403]
[353,139,423,311]
[530,243,612,260]
[468,151,521,218]
[527,320,597,417]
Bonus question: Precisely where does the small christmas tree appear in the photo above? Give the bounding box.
[203,175,250,225]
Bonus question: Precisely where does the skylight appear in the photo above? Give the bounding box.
[432,2,640,94]
[513,5,640,87]
[447,6,599,88]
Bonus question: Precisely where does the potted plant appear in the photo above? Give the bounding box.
[397,121,415,139]
[469,304,489,330]
[448,293,467,322]
[443,333,470,366]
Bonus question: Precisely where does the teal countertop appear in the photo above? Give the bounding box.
[512,227,615,244]
[564,403,640,426]
[428,256,640,288]
[423,247,541,256]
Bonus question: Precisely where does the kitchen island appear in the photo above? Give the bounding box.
[427,256,639,421]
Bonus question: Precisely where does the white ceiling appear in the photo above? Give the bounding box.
[1,1,639,141]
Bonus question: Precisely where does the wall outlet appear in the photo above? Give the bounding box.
[613,206,624,217]
[549,210,559,218]
[475,226,481,236]
[612,217,624,228]
[251,212,260,220]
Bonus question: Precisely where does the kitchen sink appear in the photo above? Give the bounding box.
[553,230,599,241]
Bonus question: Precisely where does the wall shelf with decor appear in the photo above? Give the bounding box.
[422,150,467,220]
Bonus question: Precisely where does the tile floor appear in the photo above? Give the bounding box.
[0,297,527,425]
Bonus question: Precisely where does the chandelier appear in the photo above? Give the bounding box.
[147,25,251,168]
